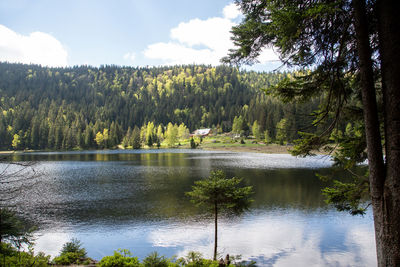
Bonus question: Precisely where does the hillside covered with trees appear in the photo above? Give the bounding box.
[0,62,321,150]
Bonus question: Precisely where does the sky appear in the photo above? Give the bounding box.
[0,0,281,71]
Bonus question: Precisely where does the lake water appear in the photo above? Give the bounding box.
[3,150,376,266]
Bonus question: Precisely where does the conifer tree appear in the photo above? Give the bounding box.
[224,1,400,264]
[131,126,141,149]
[186,170,253,261]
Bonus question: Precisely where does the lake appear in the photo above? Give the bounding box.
[3,150,376,266]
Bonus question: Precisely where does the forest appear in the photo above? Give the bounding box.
[0,62,321,150]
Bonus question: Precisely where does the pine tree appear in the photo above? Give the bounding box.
[186,170,253,261]
[165,123,178,147]
[131,126,141,149]
[252,120,261,141]
[224,1,400,264]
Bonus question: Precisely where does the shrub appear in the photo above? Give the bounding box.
[53,238,89,265]
[190,138,197,149]
[142,251,171,267]
[0,243,50,266]
[53,252,81,265]
[60,238,87,258]
[176,251,219,267]
[99,249,140,267]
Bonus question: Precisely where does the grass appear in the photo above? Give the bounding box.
[179,134,292,154]
[1,134,293,154]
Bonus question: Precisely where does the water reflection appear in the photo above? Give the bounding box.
[1,150,375,266]
[147,210,376,266]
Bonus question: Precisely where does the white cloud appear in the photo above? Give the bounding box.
[223,3,241,20]
[258,47,280,64]
[34,231,72,258]
[170,17,234,52]
[147,212,376,266]
[144,42,216,65]
[143,3,279,67]
[0,24,68,67]
[123,52,136,63]
[144,15,235,66]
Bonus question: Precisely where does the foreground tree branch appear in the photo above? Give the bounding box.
[224,0,400,265]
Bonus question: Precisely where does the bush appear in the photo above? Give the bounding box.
[60,238,86,258]
[99,249,140,267]
[0,243,50,266]
[176,251,219,267]
[53,238,89,265]
[190,138,197,149]
[142,251,172,267]
[53,252,81,265]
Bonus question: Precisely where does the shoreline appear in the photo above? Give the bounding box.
[199,144,292,154]
[0,144,293,155]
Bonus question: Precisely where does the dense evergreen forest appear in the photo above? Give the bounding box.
[0,62,321,150]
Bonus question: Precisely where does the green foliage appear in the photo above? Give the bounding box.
[53,252,81,265]
[0,243,50,267]
[291,132,327,156]
[313,122,370,215]
[122,127,132,148]
[234,261,257,267]
[176,251,218,267]
[224,0,377,217]
[186,170,253,214]
[142,251,174,267]
[0,208,34,249]
[178,251,203,265]
[225,255,257,267]
[131,126,141,149]
[95,131,105,148]
[186,170,253,260]
[330,123,367,169]
[0,62,319,151]
[85,249,257,267]
[60,238,86,258]
[174,251,256,267]
[11,134,21,150]
[190,137,197,149]
[276,118,288,145]
[232,116,243,135]
[53,238,88,265]
[232,115,250,137]
[165,123,178,147]
[178,123,190,140]
[99,249,140,267]
[251,120,261,141]
[145,122,156,147]
[322,179,370,216]
[263,130,271,144]
[146,134,154,147]
[157,125,164,141]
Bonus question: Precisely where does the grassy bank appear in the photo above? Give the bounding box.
[1,135,293,155]
[185,135,291,154]
[199,142,291,153]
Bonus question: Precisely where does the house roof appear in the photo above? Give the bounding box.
[194,128,211,135]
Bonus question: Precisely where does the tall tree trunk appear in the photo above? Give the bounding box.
[352,0,387,266]
[214,202,218,261]
[376,0,400,265]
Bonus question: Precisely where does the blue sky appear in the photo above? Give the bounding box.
[0,0,281,71]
